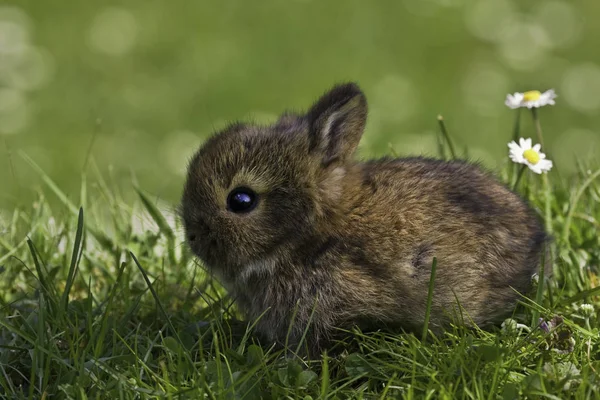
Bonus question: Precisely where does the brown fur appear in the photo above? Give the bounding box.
[180,83,548,355]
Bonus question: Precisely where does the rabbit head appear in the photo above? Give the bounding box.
[181,83,367,281]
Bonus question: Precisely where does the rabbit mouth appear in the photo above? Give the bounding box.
[185,217,215,253]
[189,235,219,261]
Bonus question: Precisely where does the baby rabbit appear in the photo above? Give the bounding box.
[181,83,547,355]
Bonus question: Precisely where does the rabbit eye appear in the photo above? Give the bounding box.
[227,187,258,213]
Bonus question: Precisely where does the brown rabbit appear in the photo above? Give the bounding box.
[180,83,547,355]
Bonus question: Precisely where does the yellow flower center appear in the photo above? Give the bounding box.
[523,149,540,165]
[523,90,541,102]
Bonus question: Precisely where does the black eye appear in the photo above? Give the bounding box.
[227,187,258,213]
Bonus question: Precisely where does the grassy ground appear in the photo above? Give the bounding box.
[1,123,600,399]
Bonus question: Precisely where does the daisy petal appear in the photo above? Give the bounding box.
[508,141,520,150]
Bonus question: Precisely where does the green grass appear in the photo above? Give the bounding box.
[2,125,600,399]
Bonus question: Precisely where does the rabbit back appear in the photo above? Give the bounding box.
[318,156,547,331]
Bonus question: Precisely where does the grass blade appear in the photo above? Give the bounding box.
[421,257,438,342]
[562,167,600,243]
[130,251,193,366]
[510,108,522,182]
[531,244,546,328]
[135,187,176,265]
[26,239,58,308]
[559,285,600,305]
[93,262,128,358]
[19,151,115,251]
[437,116,456,160]
[19,151,77,214]
[320,352,330,398]
[436,128,447,160]
[60,207,84,314]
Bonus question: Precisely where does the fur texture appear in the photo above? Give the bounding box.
[180,83,548,355]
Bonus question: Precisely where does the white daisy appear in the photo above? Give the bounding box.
[505,89,557,109]
[508,138,553,174]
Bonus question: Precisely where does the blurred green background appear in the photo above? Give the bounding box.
[1,0,599,211]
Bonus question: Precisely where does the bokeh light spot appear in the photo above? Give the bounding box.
[535,1,582,49]
[88,7,138,56]
[462,63,509,116]
[0,6,31,58]
[561,63,600,113]
[465,0,515,43]
[0,88,28,134]
[497,18,550,71]
[5,46,54,91]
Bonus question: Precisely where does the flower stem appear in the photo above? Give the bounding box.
[437,115,457,160]
[526,109,555,297]
[512,165,527,190]
[511,108,522,143]
[531,108,544,149]
[530,108,553,236]
[511,108,522,183]
[542,174,553,236]
[531,244,546,328]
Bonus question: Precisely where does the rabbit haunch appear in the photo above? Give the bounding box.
[181,83,548,355]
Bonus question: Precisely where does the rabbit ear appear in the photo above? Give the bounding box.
[306,83,367,166]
